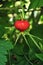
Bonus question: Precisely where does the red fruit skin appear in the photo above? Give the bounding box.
[14,20,30,31]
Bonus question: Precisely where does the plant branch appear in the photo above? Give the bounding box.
[22,33,30,49]
[30,34,43,41]
[14,33,21,46]
[25,33,43,41]
[0,7,13,10]
[24,55,33,65]
[27,33,42,52]
[9,52,11,65]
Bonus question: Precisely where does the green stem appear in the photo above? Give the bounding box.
[22,33,30,49]
[30,34,43,41]
[24,55,33,65]
[20,0,25,20]
[14,33,21,46]
[22,7,25,20]
[27,33,41,51]
[25,33,43,41]
[0,8,41,12]
[9,52,11,65]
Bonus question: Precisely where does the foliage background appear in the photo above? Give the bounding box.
[0,0,43,65]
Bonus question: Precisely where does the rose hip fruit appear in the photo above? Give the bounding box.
[14,20,30,31]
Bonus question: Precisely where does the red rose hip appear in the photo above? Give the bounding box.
[14,20,30,31]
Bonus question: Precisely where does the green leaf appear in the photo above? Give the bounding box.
[0,25,5,38]
[0,62,5,65]
[35,53,43,61]
[29,0,39,9]
[0,54,7,62]
[29,0,43,9]
[0,40,13,50]
[0,40,13,65]
[0,46,7,54]
[38,0,43,7]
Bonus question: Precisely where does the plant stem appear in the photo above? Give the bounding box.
[0,8,41,12]
[22,7,25,20]
[27,33,41,51]
[25,33,43,41]
[22,33,30,49]
[30,34,43,41]
[24,55,33,65]
[9,52,11,65]
[20,0,25,20]
[14,33,21,46]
